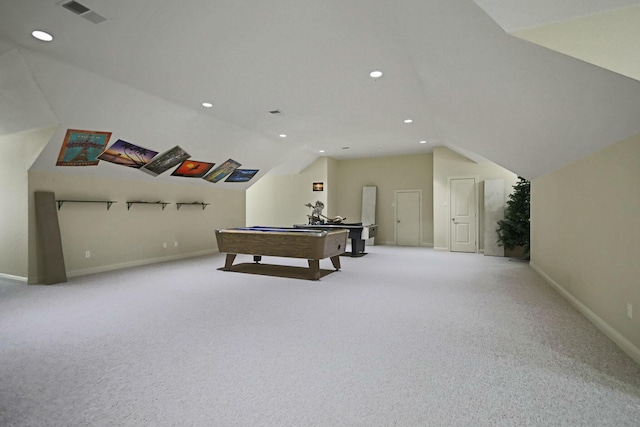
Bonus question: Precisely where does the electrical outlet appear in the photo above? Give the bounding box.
[174,241,178,247]
[85,250,90,258]
[627,303,633,319]
[163,242,167,248]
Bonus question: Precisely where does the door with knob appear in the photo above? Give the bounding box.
[449,177,476,252]
[395,190,421,246]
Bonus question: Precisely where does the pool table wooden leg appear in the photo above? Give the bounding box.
[330,255,341,270]
[224,254,236,270]
[308,259,321,280]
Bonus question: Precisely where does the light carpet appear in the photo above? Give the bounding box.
[1,246,639,426]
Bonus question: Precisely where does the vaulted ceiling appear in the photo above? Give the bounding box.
[1,0,639,187]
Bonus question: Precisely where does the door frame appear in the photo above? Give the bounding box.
[394,189,422,246]
[447,176,479,252]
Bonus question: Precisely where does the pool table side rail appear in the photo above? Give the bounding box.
[215,228,348,260]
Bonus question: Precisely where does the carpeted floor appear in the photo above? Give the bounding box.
[1,246,639,426]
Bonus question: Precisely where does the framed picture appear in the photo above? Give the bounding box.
[202,158,241,183]
[225,169,259,183]
[140,146,190,176]
[97,139,158,168]
[171,160,215,178]
[313,182,324,191]
[56,129,111,166]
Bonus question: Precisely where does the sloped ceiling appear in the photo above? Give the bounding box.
[475,0,640,82]
[1,0,640,185]
[0,50,58,135]
[513,6,640,83]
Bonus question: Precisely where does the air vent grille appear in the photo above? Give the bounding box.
[60,0,107,24]
[62,1,90,15]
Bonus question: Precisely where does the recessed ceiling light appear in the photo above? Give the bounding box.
[201,102,213,108]
[369,70,383,79]
[31,30,53,42]
[419,140,427,144]
[404,119,413,124]
[279,134,287,138]
[319,150,325,153]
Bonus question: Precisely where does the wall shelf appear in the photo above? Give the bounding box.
[55,200,208,211]
[56,200,117,210]
[176,202,210,211]
[126,201,170,210]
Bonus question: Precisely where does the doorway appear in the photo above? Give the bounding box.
[395,190,421,246]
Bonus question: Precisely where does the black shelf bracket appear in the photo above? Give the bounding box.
[126,201,171,211]
[176,202,210,211]
[56,200,117,211]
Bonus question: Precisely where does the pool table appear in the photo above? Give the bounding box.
[215,227,348,280]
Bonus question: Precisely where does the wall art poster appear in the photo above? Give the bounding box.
[225,169,259,183]
[97,139,158,168]
[202,158,241,183]
[171,160,215,178]
[140,146,191,176]
[56,129,112,166]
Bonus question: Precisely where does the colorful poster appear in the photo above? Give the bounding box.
[225,169,259,183]
[202,158,241,183]
[56,129,111,166]
[171,160,215,178]
[140,146,190,176]
[97,139,158,168]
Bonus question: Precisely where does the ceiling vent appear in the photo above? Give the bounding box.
[60,1,107,24]
[62,1,89,15]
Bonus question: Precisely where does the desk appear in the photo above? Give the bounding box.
[293,223,378,257]
[215,227,348,280]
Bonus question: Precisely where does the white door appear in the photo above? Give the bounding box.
[396,190,421,246]
[450,178,476,252]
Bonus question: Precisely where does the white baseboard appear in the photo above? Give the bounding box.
[530,262,640,366]
[0,273,28,283]
[66,249,219,279]
[377,242,434,248]
[433,247,448,252]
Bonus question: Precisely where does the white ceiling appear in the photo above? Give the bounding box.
[1,0,640,184]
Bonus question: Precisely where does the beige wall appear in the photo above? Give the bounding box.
[28,171,245,282]
[246,157,332,227]
[433,147,518,251]
[531,134,640,362]
[247,151,518,249]
[0,127,55,280]
[336,154,434,246]
[247,154,434,245]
